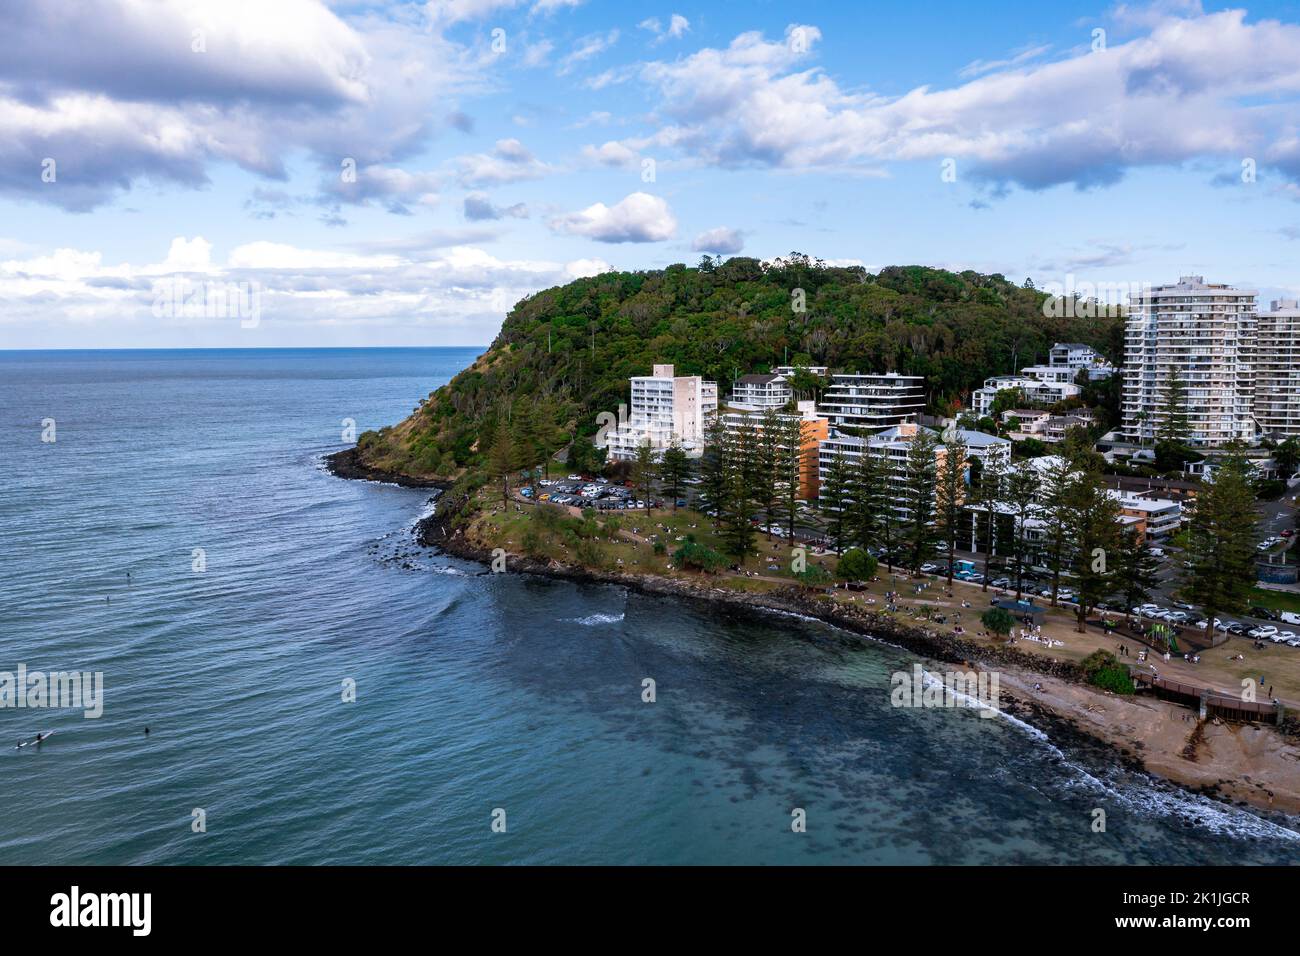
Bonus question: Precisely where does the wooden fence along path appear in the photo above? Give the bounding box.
[1133,672,1282,724]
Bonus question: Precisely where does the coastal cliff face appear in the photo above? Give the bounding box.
[349,258,1122,482]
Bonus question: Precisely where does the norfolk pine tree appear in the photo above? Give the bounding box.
[1183,448,1259,636]
[900,429,940,573]
[934,434,968,586]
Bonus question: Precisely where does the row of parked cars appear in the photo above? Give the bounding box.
[1128,603,1300,646]
[1257,531,1293,551]
[523,477,663,511]
[913,563,1085,603]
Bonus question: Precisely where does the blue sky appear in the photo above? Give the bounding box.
[3,0,1300,348]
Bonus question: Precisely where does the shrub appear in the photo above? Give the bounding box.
[521,527,547,558]
[673,540,727,573]
[796,565,832,588]
[1090,666,1136,695]
[1081,649,1135,695]
[573,538,608,569]
[836,548,877,582]
[533,504,566,530]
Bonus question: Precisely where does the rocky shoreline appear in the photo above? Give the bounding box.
[324,447,449,489]
[330,453,1300,820]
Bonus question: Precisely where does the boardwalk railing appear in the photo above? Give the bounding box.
[1133,672,1281,724]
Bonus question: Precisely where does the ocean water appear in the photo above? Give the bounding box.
[1,347,1297,865]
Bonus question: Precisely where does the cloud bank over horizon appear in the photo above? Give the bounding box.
[3,0,1300,347]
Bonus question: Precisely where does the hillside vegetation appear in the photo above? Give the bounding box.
[354,254,1124,480]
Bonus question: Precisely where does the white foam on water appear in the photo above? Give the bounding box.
[757,604,1300,845]
[917,668,1300,843]
[567,612,625,626]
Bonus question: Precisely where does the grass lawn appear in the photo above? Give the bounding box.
[475,494,843,589]
[1250,586,1300,614]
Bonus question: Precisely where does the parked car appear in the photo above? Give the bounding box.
[920,563,938,573]
[991,577,1011,588]
[1250,606,1280,621]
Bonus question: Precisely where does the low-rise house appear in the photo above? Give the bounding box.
[1049,342,1116,380]
[1106,490,1182,542]
[730,373,792,408]
[971,375,1080,417]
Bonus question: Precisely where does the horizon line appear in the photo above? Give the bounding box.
[0,345,490,353]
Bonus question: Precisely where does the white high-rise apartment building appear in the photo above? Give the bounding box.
[816,372,926,432]
[605,364,718,460]
[1255,299,1300,438]
[817,423,1010,518]
[1122,276,1257,447]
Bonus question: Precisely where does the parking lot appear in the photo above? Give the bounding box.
[523,476,672,511]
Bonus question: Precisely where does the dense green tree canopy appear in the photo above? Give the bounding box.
[356,256,1121,479]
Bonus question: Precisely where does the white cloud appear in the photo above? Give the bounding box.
[623,13,1300,192]
[325,165,444,214]
[549,192,677,242]
[455,138,552,187]
[522,39,555,68]
[226,242,401,271]
[0,1,484,210]
[559,29,620,75]
[569,110,613,128]
[691,227,744,255]
[564,258,614,279]
[0,236,611,342]
[958,43,1052,79]
[581,141,638,167]
[156,237,216,274]
[639,13,689,42]
[463,193,530,220]
[532,0,585,13]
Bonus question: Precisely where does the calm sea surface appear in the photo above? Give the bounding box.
[1,348,1297,864]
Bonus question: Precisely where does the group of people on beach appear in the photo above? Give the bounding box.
[1009,625,1063,649]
